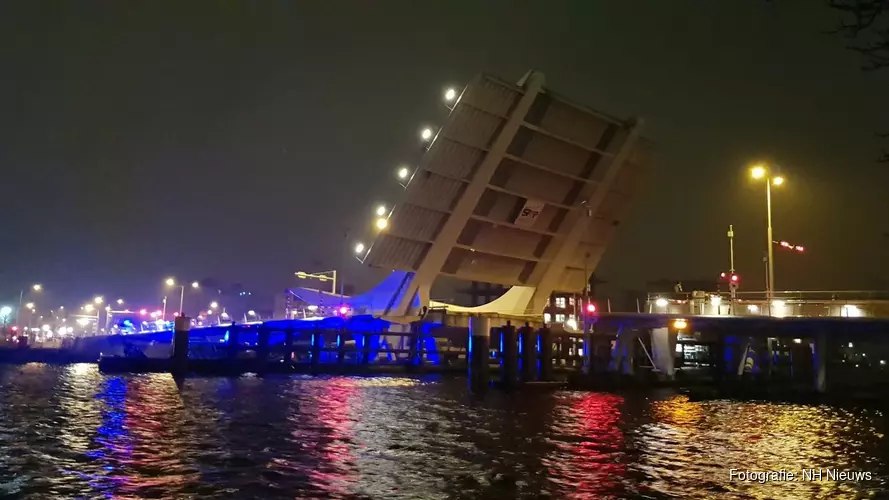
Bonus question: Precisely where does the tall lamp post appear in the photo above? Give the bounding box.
[750,164,785,308]
[165,278,199,316]
[17,284,42,327]
[82,296,103,335]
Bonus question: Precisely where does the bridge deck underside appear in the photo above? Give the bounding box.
[363,72,654,293]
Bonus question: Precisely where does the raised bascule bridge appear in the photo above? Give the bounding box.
[94,70,889,397]
[344,69,652,323]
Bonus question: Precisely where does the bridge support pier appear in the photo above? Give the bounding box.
[256,325,270,373]
[499,321,518,389]
[582,325,594,375]
[284,327,294,360]
[311,329,323,374]
[650,327,677,380]
[812,331,829,393]
[468,315,491,393]
[519,324,536,382]
[171,316,190,377]
[538,327,553,381]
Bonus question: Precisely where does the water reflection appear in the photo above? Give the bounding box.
[638,396,888,499]
[0,367,885,499]
[545,392,628,498]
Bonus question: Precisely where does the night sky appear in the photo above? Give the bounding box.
[2,1,888,310]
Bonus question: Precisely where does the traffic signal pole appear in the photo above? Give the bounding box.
[728,225,736,314]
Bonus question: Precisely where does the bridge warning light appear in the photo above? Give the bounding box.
[585,303,597,314]
[729,273,739,291]
[338,305,350,316]
[720,272,727,279]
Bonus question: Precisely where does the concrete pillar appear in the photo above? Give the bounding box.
[763,338,775,377]
[256,325,270,372]
[538,327,553,381]
[336,328,346,365]
[500,322,518,389]
[361,333,371,364]
[519,324,536,382]
[582,326,594,375]
[171,316,190,376]
[650,327,677,379]
[310,329,323,374]
[415,325,426,365]
[284,327,294,360]
[408,322,420,365]
[468,315,491,393]
[812,331,828,393]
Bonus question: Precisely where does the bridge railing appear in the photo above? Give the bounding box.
[648,290,889,302]
[645,290,889,318]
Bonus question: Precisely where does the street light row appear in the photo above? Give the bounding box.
[351,85,460,260]
[9,276,209,327]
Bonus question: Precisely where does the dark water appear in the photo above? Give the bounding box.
[0,364,886,499]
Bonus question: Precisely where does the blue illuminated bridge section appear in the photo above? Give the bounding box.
[108,315,399,345]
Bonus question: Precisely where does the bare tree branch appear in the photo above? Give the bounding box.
[830,0,889,70]
[829,2,889,161]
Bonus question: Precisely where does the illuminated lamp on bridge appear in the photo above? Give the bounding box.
[585,302,597,314]
[338,305,351,316]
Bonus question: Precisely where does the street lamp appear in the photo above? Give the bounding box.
[17,284,42,327]
[165,278,199,316]
[80,303,101,335]
[750,164,786,308]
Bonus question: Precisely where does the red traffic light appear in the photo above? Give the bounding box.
[720,272,727,279]
[585,303,597,314]
[730,274,739,282]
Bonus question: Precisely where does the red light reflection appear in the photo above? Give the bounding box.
[544,392,626,498]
